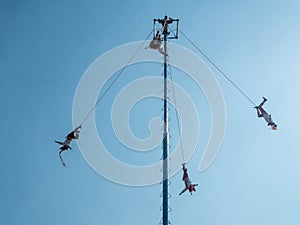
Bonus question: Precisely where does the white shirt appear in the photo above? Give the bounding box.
[263,113,273,124]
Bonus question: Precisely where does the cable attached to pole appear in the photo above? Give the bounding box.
[179,29,256,107]
[79,31,153,126]
[168,56,185,164]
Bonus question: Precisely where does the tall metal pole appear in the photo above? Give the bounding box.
[155,15,178,225]
[162,19,169,225]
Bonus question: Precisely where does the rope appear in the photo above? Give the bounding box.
[168,56,185,163]
[79,31,153,126]
[179,30,256,106]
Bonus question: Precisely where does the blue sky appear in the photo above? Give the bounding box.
[1,0,300,225]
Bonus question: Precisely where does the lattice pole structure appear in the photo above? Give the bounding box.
[154,15,179,225]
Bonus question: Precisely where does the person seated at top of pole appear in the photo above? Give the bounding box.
[179,163,198,195]
[254,97,277,130]
[55,125,82,167]
[158,15,174,35]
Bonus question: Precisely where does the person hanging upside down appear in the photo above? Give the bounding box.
[145,31,168,56]
[254,97,277,130]
[155,30,161,40]
[55,125,82,167]
[179,164,198,195]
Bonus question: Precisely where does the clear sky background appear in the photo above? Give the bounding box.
[1,0,300,225]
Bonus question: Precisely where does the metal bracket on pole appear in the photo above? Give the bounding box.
[153,15,179,39]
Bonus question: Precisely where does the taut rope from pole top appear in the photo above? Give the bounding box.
[168,57,186,164]
[179,29,256,107]
[79,31,153,126]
